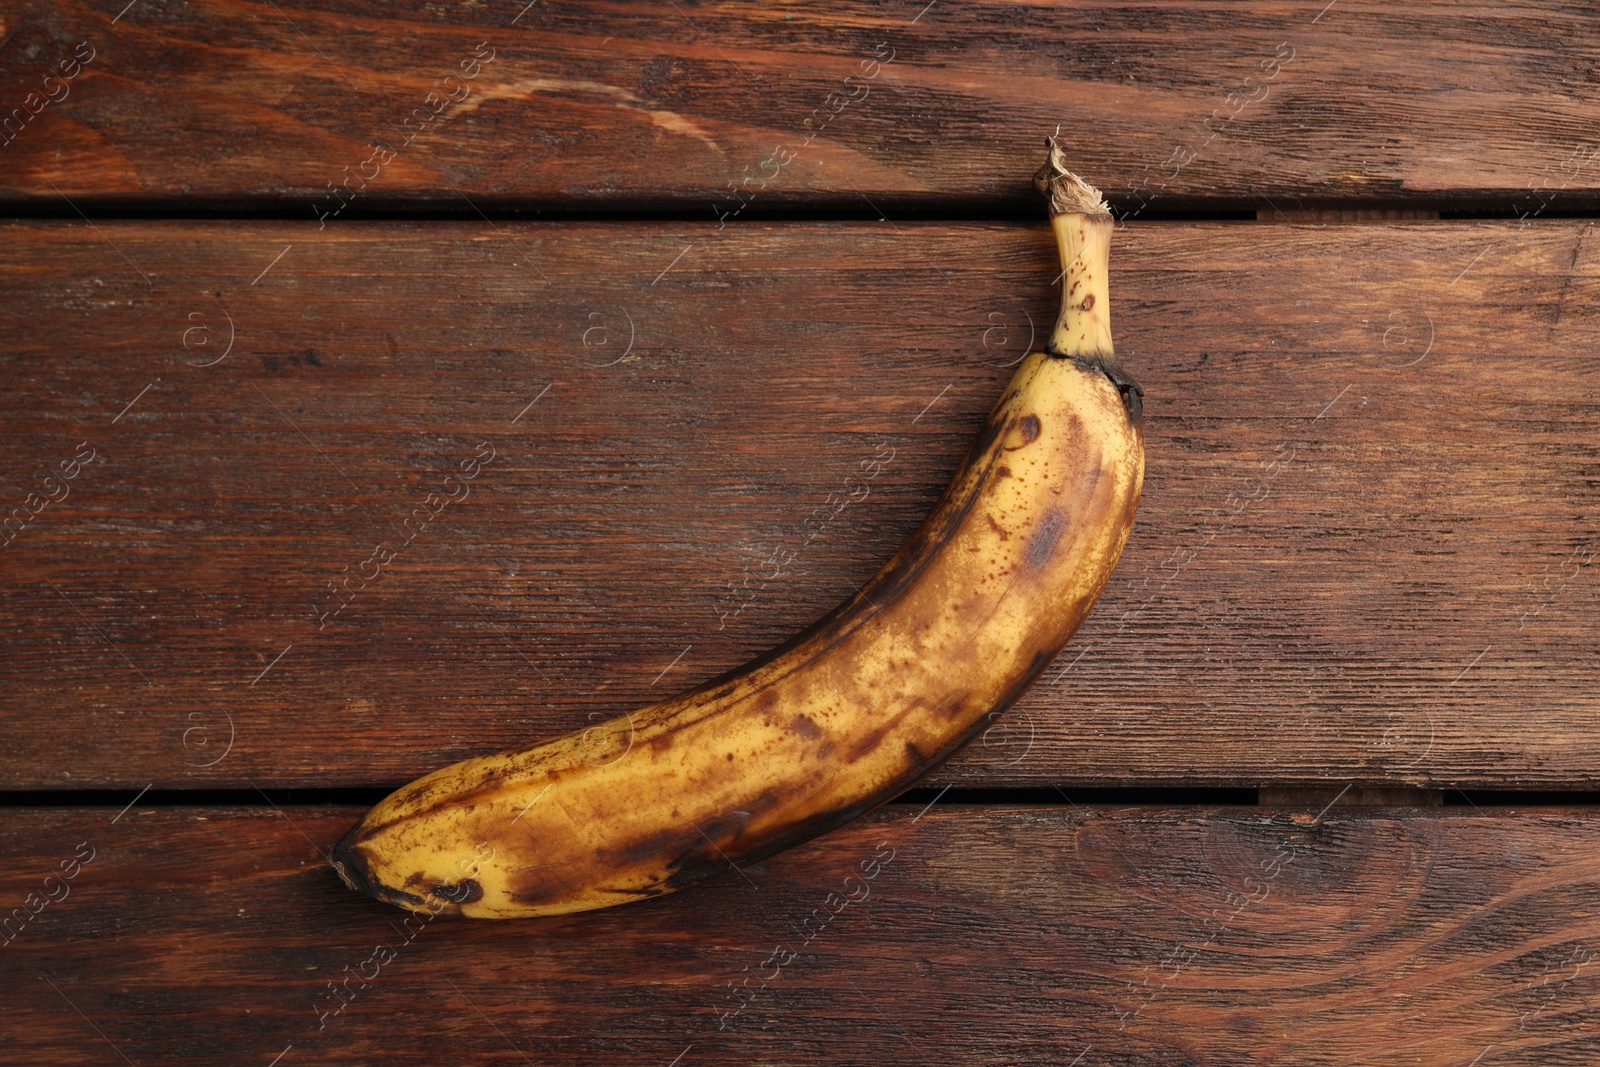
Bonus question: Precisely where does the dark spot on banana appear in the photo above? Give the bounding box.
[985,514,1010,540]
[1105,363,1144,423]
[511,861,601,906]
[383,884,430,908]
[613,884,672,898]
[661,851,731,890]
[431,879,483,905]
[844,703,919,762]
[996,465,1012,479]
[685,792,889,885]
[1073,358,1143,424]
[1005,414,1041,451]
[700,809,752,840]
[648,807,774,891]
[1022,508,1067,570]
[791,713,823,739]
[613,826,697,869]
[1078,293,1094,312]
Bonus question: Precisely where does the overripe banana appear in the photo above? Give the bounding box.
[332,139,1145,918]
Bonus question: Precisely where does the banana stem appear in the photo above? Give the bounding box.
[1033,137,1142,421]
[1049,211,1115,362]
[1033,137,1115,365]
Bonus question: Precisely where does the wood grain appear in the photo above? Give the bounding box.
[2,1,1599,210]
[1,218,1597,790]
[5,803,1600,1065]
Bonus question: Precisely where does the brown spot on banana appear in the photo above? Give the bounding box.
[331,147,1144,920]
[432,879,482,905]
[1006,413,1041,449]
[1022,507,1070,571]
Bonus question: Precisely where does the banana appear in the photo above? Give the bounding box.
[332,139,1145,918]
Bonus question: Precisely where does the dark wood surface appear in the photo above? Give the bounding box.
[3,1,1600,211]
[2,218,1597,790]
[6,803,1600,1066]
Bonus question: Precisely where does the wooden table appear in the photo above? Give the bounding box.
[3,2,1598,1063]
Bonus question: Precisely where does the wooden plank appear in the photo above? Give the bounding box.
[1,218,1598,790]
[5,803,1600,1065]
[2,1,1599,209]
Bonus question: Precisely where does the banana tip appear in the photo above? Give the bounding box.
[331,826,379,898]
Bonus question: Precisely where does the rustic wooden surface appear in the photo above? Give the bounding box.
[7,2,1600,1063]
[6,803,1600,1066]
[3,1,1600,211]
[2,218,1597,790]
